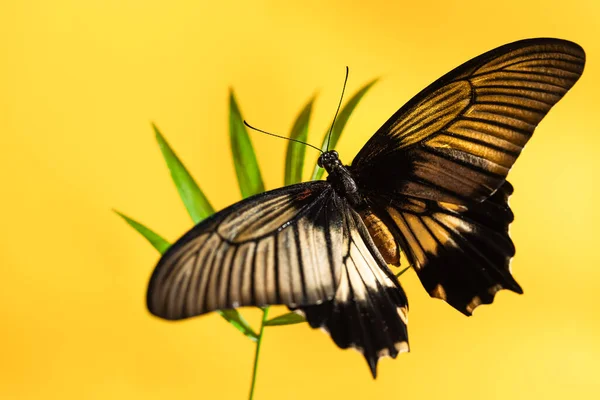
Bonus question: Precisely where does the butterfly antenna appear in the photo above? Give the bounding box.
[244,121,323,154]
[326,66,349,152]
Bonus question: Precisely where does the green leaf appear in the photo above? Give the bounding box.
[219,309,259,342]
[229,90,265,198]
[114,210,171,254]
[264,312,306,327]
[396,266,411,278]
[153,123,215,224]
[285,95,315,186]
[310,78,378,181]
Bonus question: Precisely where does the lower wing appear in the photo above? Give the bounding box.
[372,181,522,315]
[298,201,409,378]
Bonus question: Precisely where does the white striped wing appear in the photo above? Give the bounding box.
[147,181,344,320]
[299,202,409,378]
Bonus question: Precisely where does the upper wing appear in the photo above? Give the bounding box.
[352,38,585,204]
[369,181,520,315]
[298,199,409,378]
[147,181,345,320]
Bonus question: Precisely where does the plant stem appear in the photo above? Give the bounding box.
[249,306,269,400]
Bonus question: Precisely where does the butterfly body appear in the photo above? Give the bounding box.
[147,38,585,378]
[320,150,361,207]
[321,150,403,266]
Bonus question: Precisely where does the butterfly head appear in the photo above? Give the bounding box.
[318,150,342,173]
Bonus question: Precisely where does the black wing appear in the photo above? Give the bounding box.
[147,181,346,320]
[298,197,409,378]
[352,38,585,204]
[369,181,519,315]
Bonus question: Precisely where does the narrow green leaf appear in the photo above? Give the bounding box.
[114,212,258,341]
[311,79,378,181]
[114,210,171,254]
[264,312,306,327]
[284,96,315,186]
[229,90,265,198]
[153,123,215,224]
[396,266,411,278]
[219,309,259,342]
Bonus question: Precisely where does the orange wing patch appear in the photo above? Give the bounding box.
[359,209,401,266]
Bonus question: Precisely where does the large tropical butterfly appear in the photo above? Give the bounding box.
[147,38,585,377]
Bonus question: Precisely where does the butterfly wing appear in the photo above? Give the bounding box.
[352,38,585,204]
[148,179,410,377]
[368,181,519,315]
[350,38,584,314]
[298,198,409,378]
[147,181,346,320]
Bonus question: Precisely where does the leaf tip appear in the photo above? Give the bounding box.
[152,123,165,144]
[113,209,129,221]
[150,121,160,134]
[365,77,379,88]
[229,90,242,119]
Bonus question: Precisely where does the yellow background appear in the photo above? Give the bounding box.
[1,1,599,399]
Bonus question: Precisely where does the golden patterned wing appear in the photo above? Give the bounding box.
[352,38,585,204]
[371,181,519,315]
[147,181,345,320]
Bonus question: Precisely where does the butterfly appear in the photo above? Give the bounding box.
[146,38,585,377]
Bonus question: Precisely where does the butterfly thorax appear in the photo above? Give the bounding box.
[318,150,362,207]
[319,150,400,266]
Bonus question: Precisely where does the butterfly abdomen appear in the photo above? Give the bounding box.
[359,209,401,266]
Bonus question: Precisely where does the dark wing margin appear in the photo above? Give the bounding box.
[352,38,585,204]
[372,181,519,315]
[297,197,409,378]
[147,181,345,320]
